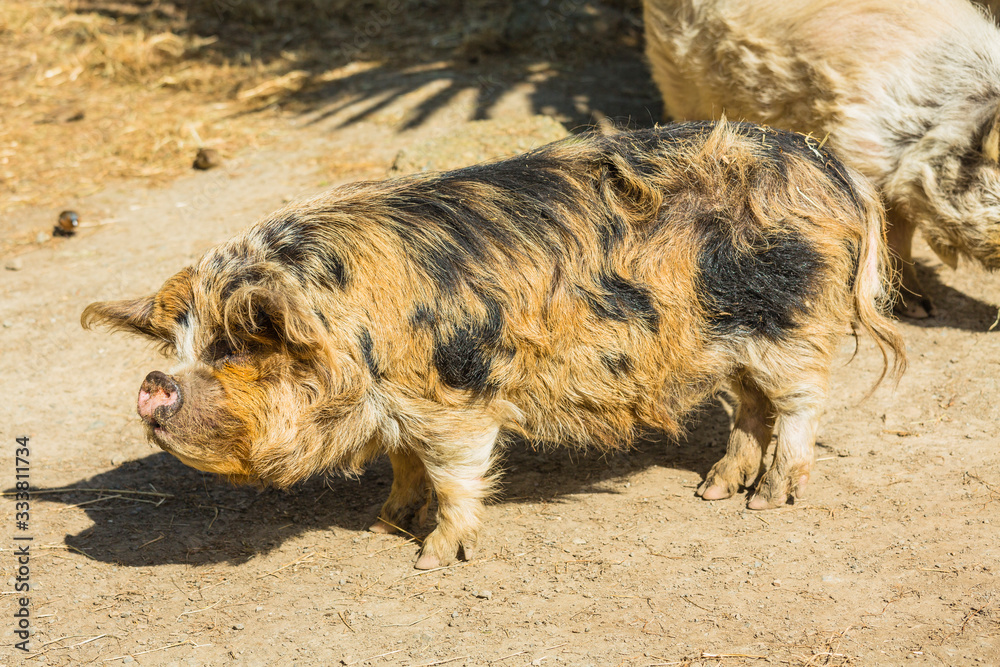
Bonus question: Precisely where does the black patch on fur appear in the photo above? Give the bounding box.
[945,108,1000,196]
[207,253,228,274]
[695,213,825,340]
[263,221,348,290]
[431,293,505,394]
[433,326,493,392]
[267,225,307,270]
[600,131,671,177]
[316,247,347,289]
[386,150,587,292]
[601,352,633,377]
[597,214,627,252]
[173,308,190,330]
[594,159,631,252]
[845,240,860,294]
[584,272,660,332]
[358,327,382,379]
[411,304,437,329]
[314,309,330,332]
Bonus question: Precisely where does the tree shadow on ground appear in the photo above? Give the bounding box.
[29,399,732,567]
[75,0,661,131]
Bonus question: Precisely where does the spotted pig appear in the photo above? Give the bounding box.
[644,0,1000,317]
[83,122,904,569]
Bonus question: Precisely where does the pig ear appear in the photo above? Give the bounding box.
[221,286,323,353]
[983,106,1000,163]
[81,297,161,338]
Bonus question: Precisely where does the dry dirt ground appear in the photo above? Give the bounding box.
[4,7,1000,667]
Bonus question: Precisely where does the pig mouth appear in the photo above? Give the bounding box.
[139,414,182,451]
[144,421,174,449]
[141,418,253,479]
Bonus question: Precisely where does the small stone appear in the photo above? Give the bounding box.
[193,148,221,170]
[36,231,49,243]
[120,611,131,618]
[572,537,587,545]
[4,258,22,271]
[255,606,264,612]
[476,590,493,600]
[233,623,244,630]
[55,210,80,236]
[122,657,134,664]
[451,611,460,618]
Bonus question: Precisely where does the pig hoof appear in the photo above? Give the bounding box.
[794,475,809,499]
[414,552,443,570]
[895,299,933,319]
[369,519,396,534]
[747,493,790,510]
[697,483,734,500]
[747,493,788,510]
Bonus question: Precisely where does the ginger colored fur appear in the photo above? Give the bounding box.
[83,122,904,568]
[644,0,1000,317]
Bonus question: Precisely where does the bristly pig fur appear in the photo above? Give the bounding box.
[644,0,1000,317]
[83,122,904,569]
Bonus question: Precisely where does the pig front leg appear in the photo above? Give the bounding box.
[370,449,432,535]
[697,378,774,500]
[413,423,500,570]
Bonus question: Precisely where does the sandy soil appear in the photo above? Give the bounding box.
[3,24,1000,667]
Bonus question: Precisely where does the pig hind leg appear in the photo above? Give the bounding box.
[885,211,934,319]
[370,449,432,535]
[697,377,774,500]
[746,362,830,510]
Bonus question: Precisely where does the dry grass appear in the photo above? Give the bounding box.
[0,1,293,215]
[1,0,642,221]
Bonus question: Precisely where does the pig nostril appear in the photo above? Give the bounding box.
[138,371,183,425]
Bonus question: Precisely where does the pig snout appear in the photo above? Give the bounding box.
[137,371,183,427]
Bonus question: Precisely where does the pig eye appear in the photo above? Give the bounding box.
[203,337,245,364]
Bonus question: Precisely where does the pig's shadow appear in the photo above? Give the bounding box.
[34,400,741,567]
[908,260,1000,331]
